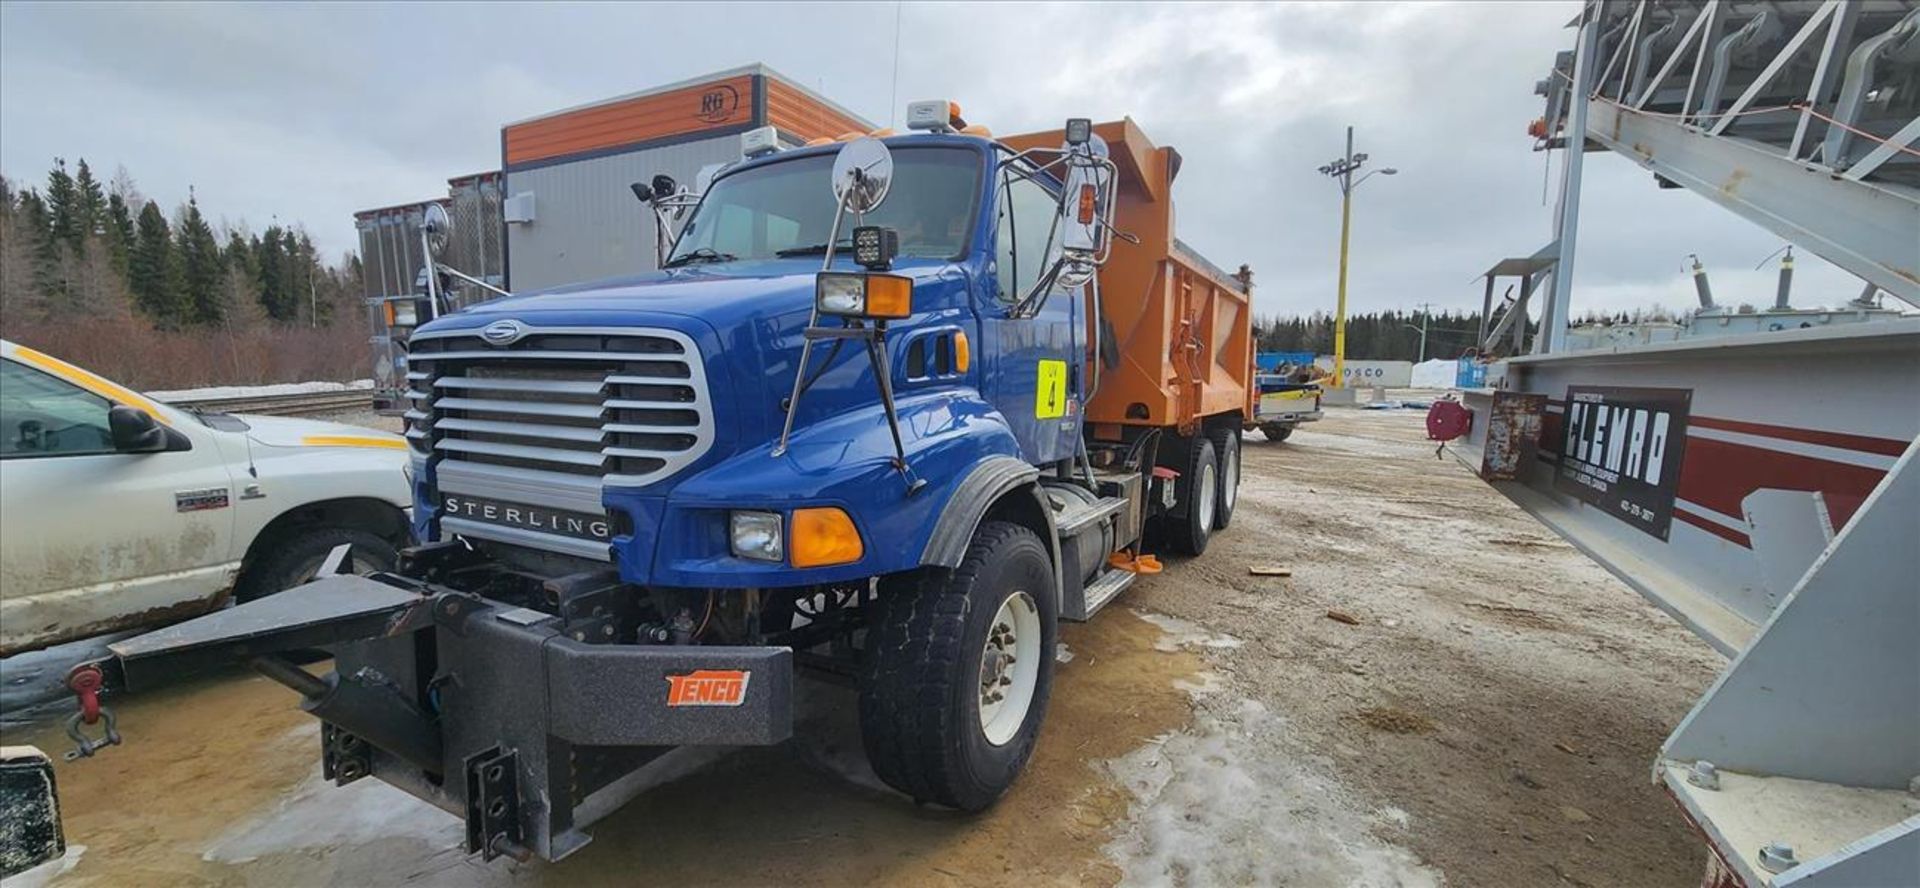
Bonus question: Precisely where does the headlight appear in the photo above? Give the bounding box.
[729,510,783,562]
[815,272,912,320]
[817,274,867,316]
[385,299,420,328]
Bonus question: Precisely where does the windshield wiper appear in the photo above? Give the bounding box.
[773,239,854,258]
[662,247,738,268]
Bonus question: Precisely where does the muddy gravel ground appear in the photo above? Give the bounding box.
[2,408,1725,887]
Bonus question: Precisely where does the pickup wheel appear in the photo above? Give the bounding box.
[235,527,397,602]
[1208,427,1241,530]
[859,520,1057,811]
[1166,436,1217,555]
[1260,423,1293,442]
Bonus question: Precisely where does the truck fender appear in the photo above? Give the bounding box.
[919,456,1064,608]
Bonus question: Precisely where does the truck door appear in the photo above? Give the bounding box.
[981,160,1079,465]
[0,356,237,654]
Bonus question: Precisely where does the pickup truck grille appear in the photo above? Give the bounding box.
[404,324,713,494]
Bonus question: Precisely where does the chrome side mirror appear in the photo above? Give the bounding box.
[831,137,893,215]
[421,204,451,260]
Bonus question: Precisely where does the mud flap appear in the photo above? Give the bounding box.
[0,746,63,878]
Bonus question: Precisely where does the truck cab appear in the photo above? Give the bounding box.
[77,108,1255,863]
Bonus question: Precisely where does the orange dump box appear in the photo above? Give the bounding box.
[1004,119,1255,440]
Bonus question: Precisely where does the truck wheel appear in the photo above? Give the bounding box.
[1209,428,1241,530]
[859,520,1057,811]
[1261,423,1293,442]
[236,527,397,602]
[1167,436,1217,556]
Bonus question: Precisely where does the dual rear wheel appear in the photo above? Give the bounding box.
[1166,426,1243,556]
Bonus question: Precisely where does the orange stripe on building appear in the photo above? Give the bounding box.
[504,75,755,166]
[765,78,869,143]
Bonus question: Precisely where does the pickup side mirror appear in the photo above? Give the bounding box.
[108,405,168,453]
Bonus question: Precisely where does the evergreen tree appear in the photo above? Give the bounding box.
[176,192,225,325]
[130,200,185,324]
[254,225,292,321]
[44,158,79,252]
[105,193,135,276]
[74,158,107,239]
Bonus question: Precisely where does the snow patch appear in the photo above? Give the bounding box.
[1134,610,1243,652]
[1103,698,1440,888]
[202,771,459,863]
[149,379,373,402]
[1055,642,1076,664]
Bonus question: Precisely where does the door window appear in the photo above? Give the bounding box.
[0,359,116,457]
[992,162,1064,303]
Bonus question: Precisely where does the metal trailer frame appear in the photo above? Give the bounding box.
[1454,3,1920,884]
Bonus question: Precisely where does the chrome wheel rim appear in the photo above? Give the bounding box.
[1197,459,1217,531]
[978,591,1041,746]
[1222,437,1239,513]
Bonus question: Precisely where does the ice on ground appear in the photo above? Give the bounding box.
[1055,642,1076,664]
[1134,611,1243,652]
[149,379,373,402]
[1172,671,1228,697]
[1103,698,1440,888]
[202,771,459,864]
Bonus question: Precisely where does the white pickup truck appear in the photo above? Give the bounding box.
[0,340,413,664]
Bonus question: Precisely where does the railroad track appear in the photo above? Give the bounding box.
[162,389,374,417]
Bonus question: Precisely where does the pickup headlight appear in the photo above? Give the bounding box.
[729,510,783,562]
[815,272,912,320]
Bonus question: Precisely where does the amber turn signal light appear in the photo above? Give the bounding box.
[790,506,864,568]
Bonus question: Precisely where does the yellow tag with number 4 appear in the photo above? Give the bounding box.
[1035,360,1067,419]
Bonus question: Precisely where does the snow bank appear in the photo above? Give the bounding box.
[1103,698,1441,888]
[149,379,374,402]
[1411,359,1457,389]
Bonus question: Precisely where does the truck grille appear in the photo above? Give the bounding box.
[402,324,713,558]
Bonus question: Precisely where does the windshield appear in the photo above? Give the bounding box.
[666,146,981,266]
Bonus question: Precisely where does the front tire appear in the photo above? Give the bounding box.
[859,520,1058,810]
[1167,436,1217,556]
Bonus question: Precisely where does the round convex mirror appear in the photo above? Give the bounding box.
[831,137,893,214]
[422,203,452,258]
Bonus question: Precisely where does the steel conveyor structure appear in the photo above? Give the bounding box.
[1448,2,1920,886]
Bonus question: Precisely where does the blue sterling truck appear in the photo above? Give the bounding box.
[43,106,1257,864]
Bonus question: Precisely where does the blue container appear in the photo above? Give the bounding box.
[1256,351,1317,374]
[1456,356,1487,388]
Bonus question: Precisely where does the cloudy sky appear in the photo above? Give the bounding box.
[0,1,1867,319]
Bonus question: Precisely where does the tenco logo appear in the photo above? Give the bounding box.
[696,85,740,124]
[665,669,751,707]
[480,319,527,347]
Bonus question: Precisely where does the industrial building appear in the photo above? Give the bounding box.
[499,64,871,290]
[353,64,873,401]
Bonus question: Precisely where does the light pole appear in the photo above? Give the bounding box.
[1402,302,1432,362]
[1318,127,1395,389]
